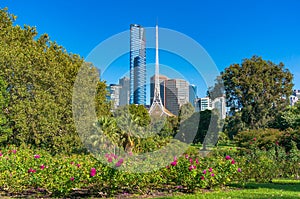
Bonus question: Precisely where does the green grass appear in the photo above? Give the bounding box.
[157,179,300,199]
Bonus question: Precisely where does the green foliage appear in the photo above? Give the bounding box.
[0,77,12,143]
[234,128,283,150]
[270,102,300,130]
[193,109,220,146]
[0,8,111,153]
[222,55,293,134]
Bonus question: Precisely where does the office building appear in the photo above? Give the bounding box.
[165,79,189,115]
[119,77,130,106]
[189,84,197,107]
[130,24,146,105]
[107,84,122,109]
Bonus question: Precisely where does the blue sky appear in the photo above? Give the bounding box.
[1,0,300,101]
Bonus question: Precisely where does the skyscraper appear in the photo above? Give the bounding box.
[165,79,189,115]
[119,77,130,106]
[107,84,122,110]
[189,84,197,107]
[130,24,146,105]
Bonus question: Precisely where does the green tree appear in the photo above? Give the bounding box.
[222,56,293,134]
[0,8,110,153]
[0,77,11,143]
[270,102,300,130]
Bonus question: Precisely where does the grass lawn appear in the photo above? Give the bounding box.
[157,179,300,199]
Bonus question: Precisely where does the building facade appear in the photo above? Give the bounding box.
[189,84,197,107]
[165,79,189,115]
[150,74,168,106]
[130,24,146,105]
[119,77,130,106]
[107,84,122,110]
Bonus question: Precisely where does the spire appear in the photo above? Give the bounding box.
[149,24,174,117]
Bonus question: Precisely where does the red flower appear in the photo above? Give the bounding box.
[70,161,74,165]
[253,137,257,141]
[201,176,205,180]
[34,154,40,159]
[170,161,177,166]
[231,159,235,164]
[40,164,45,170]
[195,159,199,164]
[28,168,36,173]
[70,177,75,181]
[189,165,196,171]
[76,164,81,168]
[115,158,124,167]
[90,168,96,177]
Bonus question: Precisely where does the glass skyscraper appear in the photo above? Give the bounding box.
[130,24,146,105]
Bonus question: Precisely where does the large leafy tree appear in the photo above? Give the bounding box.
[222,56,293,134]
[0,77,11,143]
[0,8,110,153]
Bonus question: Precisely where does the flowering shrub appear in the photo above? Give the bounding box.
[0,143,298,197]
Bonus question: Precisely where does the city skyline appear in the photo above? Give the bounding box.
[1,0,299,94]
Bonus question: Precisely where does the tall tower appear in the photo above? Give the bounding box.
[130,24,146,105]
[149,25,173,117]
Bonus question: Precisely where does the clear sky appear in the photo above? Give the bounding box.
[1,0,300,101]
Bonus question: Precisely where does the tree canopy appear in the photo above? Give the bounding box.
[222,56,293,135]
[0,8,110,153]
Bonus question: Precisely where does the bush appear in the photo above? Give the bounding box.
[234,128,283,150]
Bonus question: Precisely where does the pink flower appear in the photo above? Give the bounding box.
[211,173,215,177]
[201,176,205,180]
[237,168,242,172]
[0,152,2,157]
[76,164,81,168]
[70,161,74,165]
[107,157,113,163]
[90,168,96,177]
[115,158,124,167]
[12,150,16,154]
[170,161,177,166]
[209,167,213,172]
[128,151,133,156]
[253,137,257,141]
[34,154,40,159]
[203,169,207,174]
[28,168,36,173]
[189,158,193,164]
[176,185,183,189]
[185,154,189,159]
[112,153,118,159]
[189,165,196,171]
[231,160,235,164]
[40,164,45,170]
[195,159,199,164]
[70,177,75,181]
[225,155,231,160]
[166,165,170,169]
